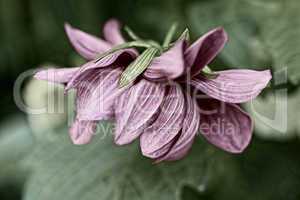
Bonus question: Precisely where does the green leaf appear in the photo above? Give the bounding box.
[260,0,300,84]
[0,116,33,164]
[119,47,159,88]
[22,122,227,200]
[0,116,33,189]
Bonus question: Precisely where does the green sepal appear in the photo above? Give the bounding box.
[201,66,219,79]
[163,22,178,48]
[124,26,141,41]
[179,28,190,41]
[94,41,151,63]
[119,47,159,88]
[163,28,190,52]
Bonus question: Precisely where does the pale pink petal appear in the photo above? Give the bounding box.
[65,23,112,60]
[65,49,137,91]
[76,68,127,121]
[156,94,200,162]
[184,27,228,77]
[190,69,272,103]
[114,80,166,145]
[69,119,97,145]
[197,97,253,153]
[103,19,125,45]
[144,39,185,80]
[140,85,185,159]
[34,67,79,83]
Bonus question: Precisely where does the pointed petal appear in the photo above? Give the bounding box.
[114,80,166,145]
[65,49,137,90]
[103,19,125,45]
[76,68,126,121]
[69,119,97,145]
[144,39,185,80]
[156,94,200,162]
[197,97,253,153]
[65,23,112,60]
[140,85,185,159]
[34,67,79,83]
[184,27,228,76]
[190,69,272,103]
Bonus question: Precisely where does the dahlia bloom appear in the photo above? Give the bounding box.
[35,19,272,162]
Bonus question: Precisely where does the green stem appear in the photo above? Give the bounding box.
[163,22,178,48]
[124,26,141,41]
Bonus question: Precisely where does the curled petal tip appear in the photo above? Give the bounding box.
[258,70,272,88]
[64,84,72,91]
[222,28,229,42]
[33,70,51,81]
[64,22,71,28]
[103,18,125,45]
[33,70,46,80]
[34,67,78,84]
[114,137,131,146]
[213,27,229,44]
[69,120,96,145]
[253,70,272,89]
[69,130,92,145]
[140,148,161,159]
[113,140,123,146]
[105,18,121,26]
[64,23,73,34]
[263,69,272,80]
[215,26,227,33]
[70,137,91,145]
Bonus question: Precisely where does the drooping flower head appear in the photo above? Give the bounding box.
[35,19,272,162]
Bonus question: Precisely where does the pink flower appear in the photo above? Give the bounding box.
[34,19,272,162]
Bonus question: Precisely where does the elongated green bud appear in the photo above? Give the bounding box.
[119,47,159,88]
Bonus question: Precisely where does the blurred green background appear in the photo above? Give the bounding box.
[1,0,300,199]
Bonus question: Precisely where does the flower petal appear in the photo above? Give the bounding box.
[144,39,185,80]
[190,69,272,103]
[76,68,126,121]
[197,97,253,153]
[114,80,165,145]
[103,19,125,45]
[156,94,200,162]
[65,23,112,60]
[65,49,137,91]
[34,67,79,83]
[69,119,97,145]
[184,27,228,76]
[140,85,185,159]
